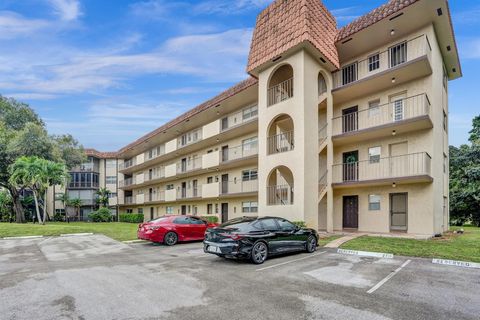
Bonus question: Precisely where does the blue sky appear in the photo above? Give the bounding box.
[0,0,478,151]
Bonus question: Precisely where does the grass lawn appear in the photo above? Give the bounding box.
[0,222,139,242]
[318,235,342,247]
[341,226,480,263]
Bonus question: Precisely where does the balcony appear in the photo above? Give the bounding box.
[220,180,258,196]
[332,152,432,188]
[145,191,165,203]
[267,184,294,206]
[332,35,432,103]
[144,168,165,182]
[221,142,258,163]
[124,196,135,205]
[220,106,258,132]
[119,159,136,171]
[332,94,432,144]
[177,187,201,200]
[68,182,99,189]
[319,170,327,197]
[267,131,294,155]
[176,157,202,174]
[177,129,202,149]
[318,123,327,147]
[267,77,293,107]
[119,177,135,188]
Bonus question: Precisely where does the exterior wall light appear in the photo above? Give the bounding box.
[391,77,396,83]
[390,29,395,36]
[392,130,396,136]
[392,182,397,188]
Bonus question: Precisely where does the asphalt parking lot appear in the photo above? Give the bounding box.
[1,235,479,320]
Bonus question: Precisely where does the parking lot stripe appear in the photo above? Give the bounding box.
[367,259,411,294]
[256,252,326,271]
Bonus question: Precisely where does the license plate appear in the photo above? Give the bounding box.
[207,245,220,253]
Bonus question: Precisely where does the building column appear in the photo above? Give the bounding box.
[326,91,334,233]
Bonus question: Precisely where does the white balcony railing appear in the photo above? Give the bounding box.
[220,106,258,132]
[177,187,201,199]
[319,123,328,145]
[221,142,258,162]
[145,145,165,162]
[332,152,431,184]
[220,180,258,195]
[144,167,165,182]
[119,159,136,171]
[333,93,430,136]
[267,77,293,106]
[119,177,135,188]
[124,196,135,205]
[267,184,294,206]
[333,34,431,89]
[146,191,165,202]
[178,129,202,148]
[267,131,294,155]
[176,157,202,174]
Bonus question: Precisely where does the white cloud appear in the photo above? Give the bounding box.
[47,0,82,21]
[4,92,59,100]
[0,11,49,39]
[459,38,480,59]
[330,7,360,23]
[193,0,272,15]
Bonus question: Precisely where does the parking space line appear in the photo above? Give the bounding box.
[256,251,326,271]
[367,259,411,294]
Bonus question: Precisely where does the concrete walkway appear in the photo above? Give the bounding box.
[324,233,365,248]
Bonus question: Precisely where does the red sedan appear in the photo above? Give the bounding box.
[137,215,218,245]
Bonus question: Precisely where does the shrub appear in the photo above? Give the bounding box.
[201,215,219,223]
[88,207,112,222]
[292,221,307,228]
[53,212,65,222]
[119,213,144,223]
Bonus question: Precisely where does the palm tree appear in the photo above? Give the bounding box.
[56,192,70,222]
[68,198,82,221]
[96,187,111,208]
[41,161,68,223]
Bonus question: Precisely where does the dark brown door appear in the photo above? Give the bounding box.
[221,146,229,162]
[221,203,228,223]
[390,193,408,231]
[343,151,359,182]
[343,195,359,228]
[342,106,358,133]
[221,174,229,194]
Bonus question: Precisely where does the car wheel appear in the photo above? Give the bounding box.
[164,232,178,246]
[306,235,317,253]
[250,241,268,264]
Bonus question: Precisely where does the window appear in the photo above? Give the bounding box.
[368,53,380,72]
[188,217,205,225]
[108,193,117,198]
[215,203,218,214]
[207,204,213,214]
[368,100,380,117]
[173,217,190,224]
[276,218,296,231]
[242,169,258,181]
[443,67,448,90]
[207,177,213,184]
[55,209,65,215]
[242,201,258,213]
[369,147,381,163]
[106,159,116,168]
[242,137,258,155]
[342,62,357,85]
[389,41,407,67]
[166,184,174,190]
[242,105,258,120]
[443,110,448,132]
[138,208,143,214]
[166,206,174,214]
[106,176,117,184]
[126,209,133,214]
[259,218,279,231]
[444,153,448,173]
[368,195,381,211]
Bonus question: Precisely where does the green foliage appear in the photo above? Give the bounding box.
[88,207,112,222]
[119,213,144,223]
[200,215,219,223]
[292,221,307,228]
[96,187,111,208]
[51,134,86,170]
[0,189,13,222]
[450,115,480,227]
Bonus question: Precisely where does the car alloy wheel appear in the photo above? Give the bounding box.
[164,232,178,246]
[306,235,317,253]
[251,241,268,264]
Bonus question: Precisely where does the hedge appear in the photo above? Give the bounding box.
[88,208,113,222]
[200,215,219,223]
[119,213,144,223]
[292,221,307,228]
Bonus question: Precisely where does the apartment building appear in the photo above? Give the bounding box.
[68,0,460,236]
[46,149,119,220]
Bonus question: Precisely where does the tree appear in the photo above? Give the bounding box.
[51,134,86,170]
[449,115,480,226]
[9,156,68,225]
[0,189,13,222]
[96,187,111,208]
[69,198,82,221]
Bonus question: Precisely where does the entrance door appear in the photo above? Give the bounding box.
[390,193,407,231]
[342,151,359,182]
[181,158,187,172]
[221,203,228,223]
[342,106,358,133]
[343,196,358,229]
[221,174,229,194]
[221,146,229,162]
[181,205,187,215]
[150,207,154,220]
[181,182,187,198]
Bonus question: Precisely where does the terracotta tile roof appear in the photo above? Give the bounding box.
[336,0,420,42]
[247,0,339,73]
[84,148,118,159]
[117,77,258,155]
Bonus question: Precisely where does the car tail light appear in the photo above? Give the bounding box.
[219,232,243,240]
[148,225,162,231]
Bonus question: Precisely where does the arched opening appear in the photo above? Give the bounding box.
[267,64,294,106]
[267,166,294,205]
[318,72,327,96]
[267,114,294,155]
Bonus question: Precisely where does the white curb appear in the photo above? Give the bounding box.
[123,239,146,243]
[432,258,480,269]
[2,235,44,240]
[337,248,394,259]
[60,233,94,237]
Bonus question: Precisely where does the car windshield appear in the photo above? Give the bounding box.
[218,218,259,232]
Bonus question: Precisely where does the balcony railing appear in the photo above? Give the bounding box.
[333,94,430,136]
[145,146,165,162]
[119,159,135,171]
[319,123,328,145]
[333,34,431,89]
[267,78,293,106]
[267,131,294,155]
[221,142,258,162]
[176,157,202,174]
[144,168,165,182]
[267,184,294,205]
[124,196,135,205]
[178,129,202,148]
[68,182,99,189]
[177,188,201,199]
[319,170,327,195]
[146,191,165,202]
[119,177,135,188]
[220,180,258,195]
[332,152,431,184]
[220,108,258,132]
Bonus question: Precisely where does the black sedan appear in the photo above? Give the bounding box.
[203,216,318,264]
